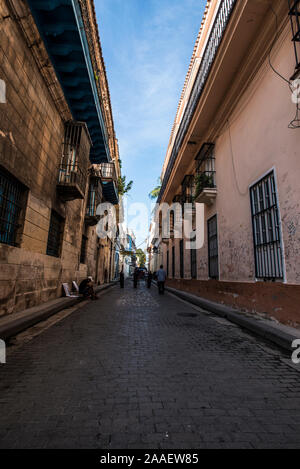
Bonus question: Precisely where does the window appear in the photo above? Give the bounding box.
[180,239,184,279]
[172,246,175,278]
[0,167,26,247]
[208,215,219,279]
[250,171,283,280]
[46,211,64,258]
[181,175,195,203]
[80,235,88,264]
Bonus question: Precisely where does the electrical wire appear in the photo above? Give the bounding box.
[227,119,248,197]
[269,4,300,128]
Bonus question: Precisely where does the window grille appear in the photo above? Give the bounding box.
[80,235,88,264]
[0,167,26,247]
[181,175,195,203]
[46,211,64,258]
[86,177,102,218]
[250,171,283,280]
[208,215,219,279]
[172,246,175,278]
[58,122,89,198]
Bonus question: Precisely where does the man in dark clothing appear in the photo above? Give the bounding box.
[147,271,153,289]
[133,267,138,288]
[79,277,97,299]
[120,267,125,288]
[156,265,167,295]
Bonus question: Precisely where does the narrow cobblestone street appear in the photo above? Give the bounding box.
[0,283,300,449]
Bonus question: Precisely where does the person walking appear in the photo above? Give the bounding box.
[147,271,153,289]
[120,266,124,289]
[156,265,167,295]
[133,267,138,289]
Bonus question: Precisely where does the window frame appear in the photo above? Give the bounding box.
[250,170,284,281]
[0,166,27,248]
[207,214,219,280]
[46,210,64,258]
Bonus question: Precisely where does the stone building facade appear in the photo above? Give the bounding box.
[0,0,121,317]
[151,0,300,325]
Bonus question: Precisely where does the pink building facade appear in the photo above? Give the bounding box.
[151,0,300,325]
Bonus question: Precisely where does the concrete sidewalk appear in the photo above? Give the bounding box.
[165,285,300,352]
[0,282,116,341]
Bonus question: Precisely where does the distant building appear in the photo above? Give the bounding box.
[151,0,300,325]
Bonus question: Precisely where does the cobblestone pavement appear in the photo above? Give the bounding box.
[0,282,300,449]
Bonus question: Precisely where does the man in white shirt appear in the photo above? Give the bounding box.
[156,265,167,295]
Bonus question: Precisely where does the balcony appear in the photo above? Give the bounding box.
[158,0,237,202]
[289,0,300,78]
[57,122,91,201]
[100,162,117,181]
[100,163,119,205]
[194,172,217,206]
[85,171,103,226]
[194,143,217,206]
[57,163,87,201]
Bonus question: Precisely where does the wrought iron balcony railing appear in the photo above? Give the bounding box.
[100,162,117,181]
[57,122,91,201]
[289,0,300,75]
[85,175,103,225]
[57,163,87,201]
[158,0,236,202]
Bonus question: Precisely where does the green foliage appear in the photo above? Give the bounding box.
[149,177,162,200]
[118,175,133,196]
[136,248,146,267]
[194,173,214,199]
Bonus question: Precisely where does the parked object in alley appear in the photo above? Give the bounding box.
[156,265,167,295]
[62,283,79,299]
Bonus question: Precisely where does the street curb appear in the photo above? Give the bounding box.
[0,281,116,341]
[165,285,300,352]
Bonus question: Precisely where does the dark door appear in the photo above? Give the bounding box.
[208,215,219,279]
[180,239,184,279]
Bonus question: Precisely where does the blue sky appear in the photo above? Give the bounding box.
[94,0,206,247]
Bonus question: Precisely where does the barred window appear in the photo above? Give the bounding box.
[250,171,283,280]
[167,250,169,277]
[0,167,26,247]
[208,215,219,279]
[80,235,88,264]
[46,211,64,258]
[172,246,175,278]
